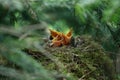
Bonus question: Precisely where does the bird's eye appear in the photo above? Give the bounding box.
[49,35,53,40]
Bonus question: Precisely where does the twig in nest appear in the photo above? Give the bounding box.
[78,70,94,80]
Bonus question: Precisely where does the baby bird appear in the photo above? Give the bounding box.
[49,28,72,47]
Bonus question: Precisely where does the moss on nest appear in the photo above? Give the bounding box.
[25,35,115,80]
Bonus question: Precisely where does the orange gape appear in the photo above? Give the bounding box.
[49,29,72,47]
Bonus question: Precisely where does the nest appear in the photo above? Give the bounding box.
[24,36,115,80]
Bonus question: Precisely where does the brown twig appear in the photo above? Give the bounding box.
[0,27,21,37]
[78,70,94,80]
[0,22,48,39]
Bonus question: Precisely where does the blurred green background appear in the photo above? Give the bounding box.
[0,0,120,80]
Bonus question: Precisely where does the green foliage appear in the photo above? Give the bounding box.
[74,0,120,53]
[0,0,120,80]
[102,0,120,23]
